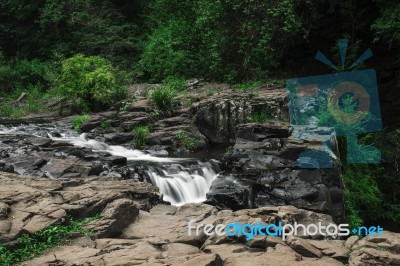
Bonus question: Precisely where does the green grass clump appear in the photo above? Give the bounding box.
[226,146,234,154]
[233,81,263,91]
[0,216,98,266]
[133,125,150,148]
[249,112,270,123]
[148,77,187,115]
[72,114,90,132]
[100,119,112,132]
[0,85,47,118]
[173,131,198,150]
[148,86,177,115]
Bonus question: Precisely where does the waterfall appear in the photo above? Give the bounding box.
[145,162,218,205]
[0,124,218,206]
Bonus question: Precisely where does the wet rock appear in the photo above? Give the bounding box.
[25,136,52,147]
[191,88,287,144]
[206,176,254,210]
[221,121,345,223]
[80,121,101,132]
[103,155,127,165]
[104,133,133,144]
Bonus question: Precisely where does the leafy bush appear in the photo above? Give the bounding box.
[0,55,53,94]
[55,54,125,112]
[72,114,90,132]
[133,126,150,148]
[0,216,98,266]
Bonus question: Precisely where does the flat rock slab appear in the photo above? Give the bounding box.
[0,172,161,243]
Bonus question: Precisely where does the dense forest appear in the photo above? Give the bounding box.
[0,0,399,231]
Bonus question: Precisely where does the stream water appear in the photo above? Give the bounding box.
[0,123,219,206]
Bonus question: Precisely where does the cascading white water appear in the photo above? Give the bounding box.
[0,124,218,206]
[146,163,217,206]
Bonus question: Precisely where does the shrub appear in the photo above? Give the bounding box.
[148,86,177,115]
[133,126,150,148]
[0,54,53,94]
[55,54,125,112]
[72,114,90,132]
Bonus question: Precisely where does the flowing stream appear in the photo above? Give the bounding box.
[0,124,219,206]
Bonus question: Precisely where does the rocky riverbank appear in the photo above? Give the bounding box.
[1,172,400,265]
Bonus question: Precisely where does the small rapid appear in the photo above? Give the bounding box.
[0,124,219,206]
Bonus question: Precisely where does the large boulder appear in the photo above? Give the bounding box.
[191,88,288,144]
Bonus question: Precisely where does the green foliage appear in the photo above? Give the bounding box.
[141,0,313,81]
[55,54,125,111]
[162,76,187,92]
[100,119,112,133]
[148,86,177,115]
[72,114,90,132]
[0,55,53,94]
[226,146,234,154]
[0,216,97,266]
[249,112,271,123]
[372,2,400,44]
[0,102,14,117]
[0,85,47,118]
[133,126,150,149]
[140,19,194,81]
[0,0,141,69]
[342,163,381,229]
[174,131,198,150]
